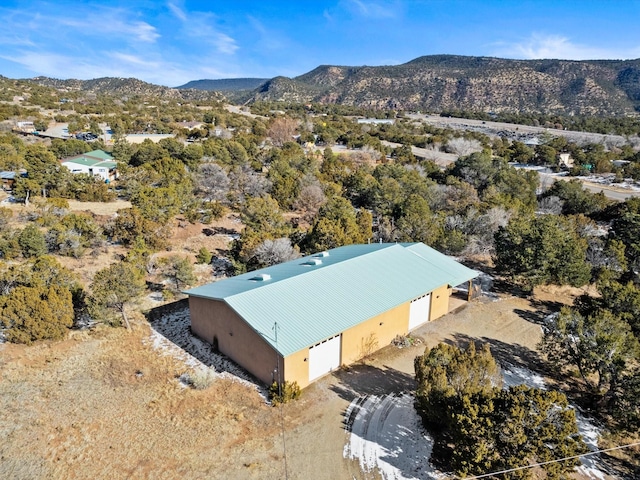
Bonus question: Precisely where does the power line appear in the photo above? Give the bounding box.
[460,441,640,479]
[273,322,289,480]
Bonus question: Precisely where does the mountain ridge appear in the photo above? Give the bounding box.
[250,55,640,115]
[16,54,640,115]
[26,76,224,102]
[176,78,269,91]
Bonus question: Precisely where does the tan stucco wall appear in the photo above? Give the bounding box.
[341,302,411,366]
[283,349,310,389]
[276,303,410,388]
[429,284,452,320]
[189,296,282,386]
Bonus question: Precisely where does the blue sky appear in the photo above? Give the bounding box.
[1,0,639,87]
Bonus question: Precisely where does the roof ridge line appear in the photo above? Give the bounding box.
[224,244,401,299]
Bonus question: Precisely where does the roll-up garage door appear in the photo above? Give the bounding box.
[308,334,342,381]
[409,293,431,330]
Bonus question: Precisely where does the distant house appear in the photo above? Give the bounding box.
[15,121,35,133]
[612,160,630,168]
[185,243,478,388]
[559,153,573,168]
[1,171,18,191]
[123,134,175,144]
[175,121,204,131]
[357,118,395,125]
[60,150,117,181]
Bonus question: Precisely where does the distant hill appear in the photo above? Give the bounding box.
[14,54,640,115]
[27,76,224,102]
[193,55,640,116]
[176,78,268,91]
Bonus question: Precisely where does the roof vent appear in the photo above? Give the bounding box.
[302,258,322,266]
[314,251,329,257]
[250,273,271,281]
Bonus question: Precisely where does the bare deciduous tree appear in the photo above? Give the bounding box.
[268,117,299,147]
[461,207,512,256]
[445,137,482,157]
[422,142,444,161]
[294,183,326,221]
[538,195,564,214]
[228,165,272,204]
[252,238,300,267]
[197,163,230,202]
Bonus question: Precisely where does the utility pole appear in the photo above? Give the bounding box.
[272,321,289,479]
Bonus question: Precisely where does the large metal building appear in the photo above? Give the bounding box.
[185,243,478,388]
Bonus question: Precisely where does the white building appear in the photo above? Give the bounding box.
[60,150,117,181]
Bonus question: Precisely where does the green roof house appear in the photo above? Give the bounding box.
[60,150,117,181]
[185,242,478,388]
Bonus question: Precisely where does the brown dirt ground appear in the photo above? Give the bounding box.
[2,286,630,480]
[0,195,242,287]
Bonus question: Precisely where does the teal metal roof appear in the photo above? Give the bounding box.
[62,158,117,169]
[185,243,478,357]
[61,150,116,168]
[84,150,113,160]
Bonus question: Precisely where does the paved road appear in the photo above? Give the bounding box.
[539,173,640,201]
[575,181,640,201]
[380,140,459,167]
[406,113,638,147]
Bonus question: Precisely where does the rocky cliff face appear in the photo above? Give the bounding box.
[252,55,640,115]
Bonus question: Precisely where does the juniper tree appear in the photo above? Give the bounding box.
[414,342,586,479]
[89,262,145,329]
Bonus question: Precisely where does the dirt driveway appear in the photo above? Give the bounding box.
[0,289,605,480]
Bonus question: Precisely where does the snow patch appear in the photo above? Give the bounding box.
[344,363,608,480]
[574,410,608,480]
[144,306,266,398]
[343,393,444,480]
[502,363,607,480]
[501,363,547,390]
[578,174,640,192]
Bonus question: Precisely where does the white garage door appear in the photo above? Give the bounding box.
[409,293,431,330]
[309,334,342,381]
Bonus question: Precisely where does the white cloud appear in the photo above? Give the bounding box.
[129,21,160,43]
[246,16,286,51]
[162,6,239,55]
[0,35,36,47]
[167,2,187,22]
[0,48,182,85]
[494,33,640,60]
[0,4,244,85]
[57,15,160,43]
[0,51,102,80]
[342,0,398,19]
[108,52,161,69]
[0,6,160,45]
[214,32,239,55]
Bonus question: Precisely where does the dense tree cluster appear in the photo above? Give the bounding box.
[414,342,587,479]
[494,214,592,289]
